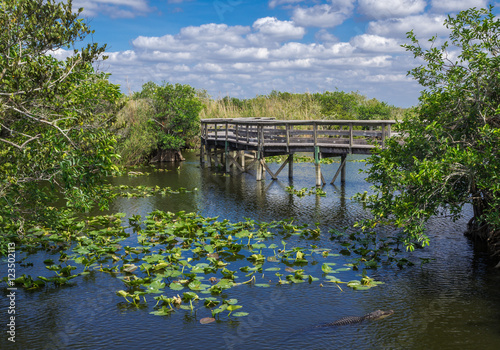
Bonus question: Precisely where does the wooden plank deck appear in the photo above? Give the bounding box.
[200,118,397,185]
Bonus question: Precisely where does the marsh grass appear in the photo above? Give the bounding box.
[199,91,405,121]
[115,99,157,165]
[200,92,323,120]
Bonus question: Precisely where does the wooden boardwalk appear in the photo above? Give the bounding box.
[200,118,397,186]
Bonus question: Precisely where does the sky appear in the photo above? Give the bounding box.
[67,0,498,107]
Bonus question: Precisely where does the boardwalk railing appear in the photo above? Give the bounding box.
[200,118,398,185]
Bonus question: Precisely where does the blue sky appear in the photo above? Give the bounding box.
[67,0,498,107]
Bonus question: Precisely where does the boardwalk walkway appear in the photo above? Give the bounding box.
[200,118,397,185]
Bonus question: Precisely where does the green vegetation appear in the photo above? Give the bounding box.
[114,87,400,165]
[5,203,384,319]
[357,6,500,256]
[115,82,204,165]
[115,99,158,166]
[200,89,403,121]
[115,88,400,165]
[0,0,122,247]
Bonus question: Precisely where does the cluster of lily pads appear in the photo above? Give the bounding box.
[285,186,327,197]
[81,210,384,320]
[6,207,385,322]
[266,155,339,164]
[99,184,196,198]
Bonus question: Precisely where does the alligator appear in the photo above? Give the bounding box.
[284,310,394,342]
[317,309,394,327]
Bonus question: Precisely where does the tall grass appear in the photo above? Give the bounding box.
[199,91,405,121]
[114,99,157,165]
[199,92,323,120]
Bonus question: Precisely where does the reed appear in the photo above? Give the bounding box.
[199,91,405,121]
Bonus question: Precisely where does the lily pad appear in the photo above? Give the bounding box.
[264,267,281,271]
[232,312,249,317]
[150,306,173,316]
[169,282,184,291]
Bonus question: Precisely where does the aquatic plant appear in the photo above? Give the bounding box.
[285,186,327,197]
[4,201,385,321]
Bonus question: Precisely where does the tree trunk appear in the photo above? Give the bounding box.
[150,149,185,163]
[466,186,500,260]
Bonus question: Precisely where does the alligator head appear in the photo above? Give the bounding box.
[365,309,394,321]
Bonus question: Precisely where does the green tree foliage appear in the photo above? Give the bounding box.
[315,90,359,119]
[200,90,401,121]
[134,81,203,151]
[363,6,500,253]
[0,0,122,234]
[357,100,392,120]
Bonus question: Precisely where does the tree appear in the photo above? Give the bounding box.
[0,0,122,235]
[357,100,392,120]
[315,90,359,119]
[362,6,500,256]
[134,81,203,151]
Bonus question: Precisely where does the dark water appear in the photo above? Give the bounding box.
[2,151,500,350]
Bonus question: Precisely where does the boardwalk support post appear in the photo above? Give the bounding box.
[314,146,323,187]
[331,154,347,185]
[225,141,230,173]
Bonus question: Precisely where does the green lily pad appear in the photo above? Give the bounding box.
[169,282,184,291]
[232,312,249,317]
[352,285,372,290]
[265,267,281,271]
[150,306,173,316]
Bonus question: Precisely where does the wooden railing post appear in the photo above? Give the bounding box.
[381,123,386,147]
[256,124,263,181]
[286,123,290,152]
[313,122,318,147]
[349,123,353,151]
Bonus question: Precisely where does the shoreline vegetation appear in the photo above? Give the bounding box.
[115,86,406,166]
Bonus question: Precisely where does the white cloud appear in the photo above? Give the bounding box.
[431,0,488,13]
[214,46,270,61]
[248,17,306,45]
[367,14,450,39]
[178,24,250,46]
[363,73,412,82]
[194,63,224,73]
[358,0,427,19]
[315,29,339,43]
[292,0,355,28]
[98,2,449,107]
[73,0,155,18]
[49,48,75,61]
[350,34,403,53]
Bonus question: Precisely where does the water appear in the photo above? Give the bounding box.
[2,151,500,350]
